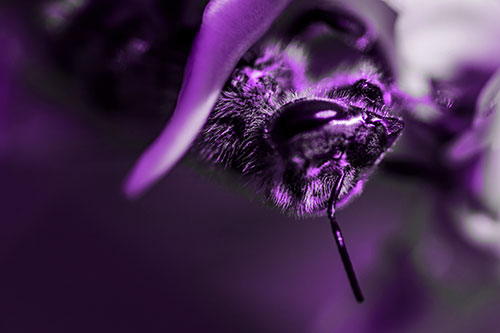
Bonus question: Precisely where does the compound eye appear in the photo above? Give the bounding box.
[270,100,349,144]
[354,79,383,104]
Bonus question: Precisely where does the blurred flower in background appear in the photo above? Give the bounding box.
[1,0,500,332]
[384,0,500,265]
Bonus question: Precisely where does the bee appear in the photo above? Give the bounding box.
[186,6,407,302]
[193,41,405,219]
[41,0,408,303]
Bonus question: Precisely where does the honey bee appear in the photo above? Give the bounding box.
[185,7,407,302]
[41,0,408,303]
[193,41,405,219]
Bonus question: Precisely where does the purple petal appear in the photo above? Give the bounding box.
[448,68,500,162]
[124,0,292,198]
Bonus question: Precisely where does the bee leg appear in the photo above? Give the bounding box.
[327,172,364,303]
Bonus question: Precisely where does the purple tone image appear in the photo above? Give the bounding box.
[1,0,500,332]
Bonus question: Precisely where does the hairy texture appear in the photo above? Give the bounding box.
[193,42,405,217]
[38,1,405,216]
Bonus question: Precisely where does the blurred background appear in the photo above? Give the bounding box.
[1,0,500,332]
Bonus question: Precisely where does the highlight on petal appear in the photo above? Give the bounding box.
[124,0,292,198]
[460,211,500,261]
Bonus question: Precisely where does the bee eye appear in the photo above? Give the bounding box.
[354,79,383,104]
[270,99,350,145]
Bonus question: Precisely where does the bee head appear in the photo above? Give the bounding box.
[264,93,403,216]
[269,99,403,165]
[186,4,407,217]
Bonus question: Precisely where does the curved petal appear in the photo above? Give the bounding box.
[124,0,292,198]
[446,69,500,162]
[476,69,500,209]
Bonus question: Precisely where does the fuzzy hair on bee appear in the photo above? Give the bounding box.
[193,41,405,218]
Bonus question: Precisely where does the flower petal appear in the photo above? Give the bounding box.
[124,0,292,198]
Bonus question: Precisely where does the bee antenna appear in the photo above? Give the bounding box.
[327,173,364,303]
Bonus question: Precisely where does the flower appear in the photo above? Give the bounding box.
[385,0,500,258]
